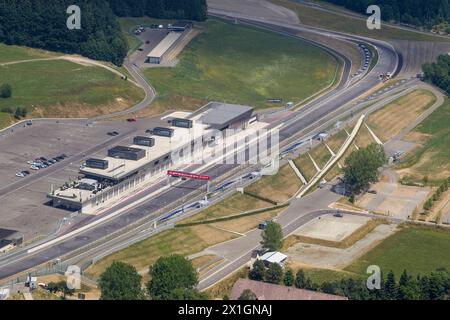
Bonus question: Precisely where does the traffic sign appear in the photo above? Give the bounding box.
[167,170,211,181]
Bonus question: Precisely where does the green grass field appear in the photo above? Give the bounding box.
[345,227,450,276]
[398,97,450,184]
[0,43,59,64]
[144,18,339,109]
[0,58,143,120]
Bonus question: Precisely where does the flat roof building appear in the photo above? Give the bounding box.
[147,32,182,64]
[201,102,254,130]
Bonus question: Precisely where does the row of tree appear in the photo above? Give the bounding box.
[98,255,207,300]
[247,262,450,300]
[423,177,450,211]
[107,0,207,21]
[324,0,450,28]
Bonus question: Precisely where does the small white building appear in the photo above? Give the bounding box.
[258,251,287,267]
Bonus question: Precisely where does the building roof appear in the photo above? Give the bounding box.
[147,32,182,59]
[259,251,287,264]
[230,279,348,300]
[201,103,253,126]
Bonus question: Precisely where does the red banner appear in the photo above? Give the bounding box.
[167,170,211,181]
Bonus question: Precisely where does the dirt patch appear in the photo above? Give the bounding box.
[284,217,386,250]
[30,98,135,119]
[285,224,398,269]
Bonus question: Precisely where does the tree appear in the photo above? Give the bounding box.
[249,260,266,281]
[398,270,421,300]
[265,263,283,284]
[46,281,75,299]
[384,271,398,300]
[166,288,208,300]
[283,268,294,286]
[147,254,198,300]
[343,143,386,194]
[98,261,143,300]
[260,221,284,252]
[0,84,12,98]
[238,289,257,300]
[295,269,307,289]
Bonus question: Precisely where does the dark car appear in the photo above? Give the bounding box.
[127,118,137,122]
[39,157,48,161]
[21,170,30,175]
[60,154,67,158]
[52,157,60,162]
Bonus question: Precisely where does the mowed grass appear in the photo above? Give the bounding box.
[85,224,237,280]
[345,226,450,276]
[85,207,283,280]
[144,18,338,109]
[398,97,450,184]
[272,0,450,42]
[0,43,59,64]
[367,89,437,142]
[245,163,302,203]
[0,59,143,119]
[181,192,272,224]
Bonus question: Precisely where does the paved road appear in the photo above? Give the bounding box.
[0,6,400,281]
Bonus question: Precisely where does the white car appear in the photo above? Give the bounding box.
[16,172,25,178]
[30,165,40,170]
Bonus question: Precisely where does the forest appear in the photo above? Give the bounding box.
[0,0,207,65]
[422,54,450,94]
[107,0,207,21]
[324,0,450,28]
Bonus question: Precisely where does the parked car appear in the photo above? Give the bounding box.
[334,210,344,218]
[127,118,137,122]
[22,170,30,175]
[16,172,26,178]
[30,165,40,170]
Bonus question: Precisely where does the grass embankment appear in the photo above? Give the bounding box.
[244,163,302,204]
[143,18,338,112]
[398,97,450,185]
[85,194,284,280]
[367,89,437,142]
[272,0,450,42]
[290,89,438,186]
[0,44,144,126]
[345,226,450,276]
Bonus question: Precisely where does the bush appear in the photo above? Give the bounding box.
[0,83,12,98]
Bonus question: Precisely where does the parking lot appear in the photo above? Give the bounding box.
[0,114,173,241]
[0,120,139,240]
[129,28,170,68]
